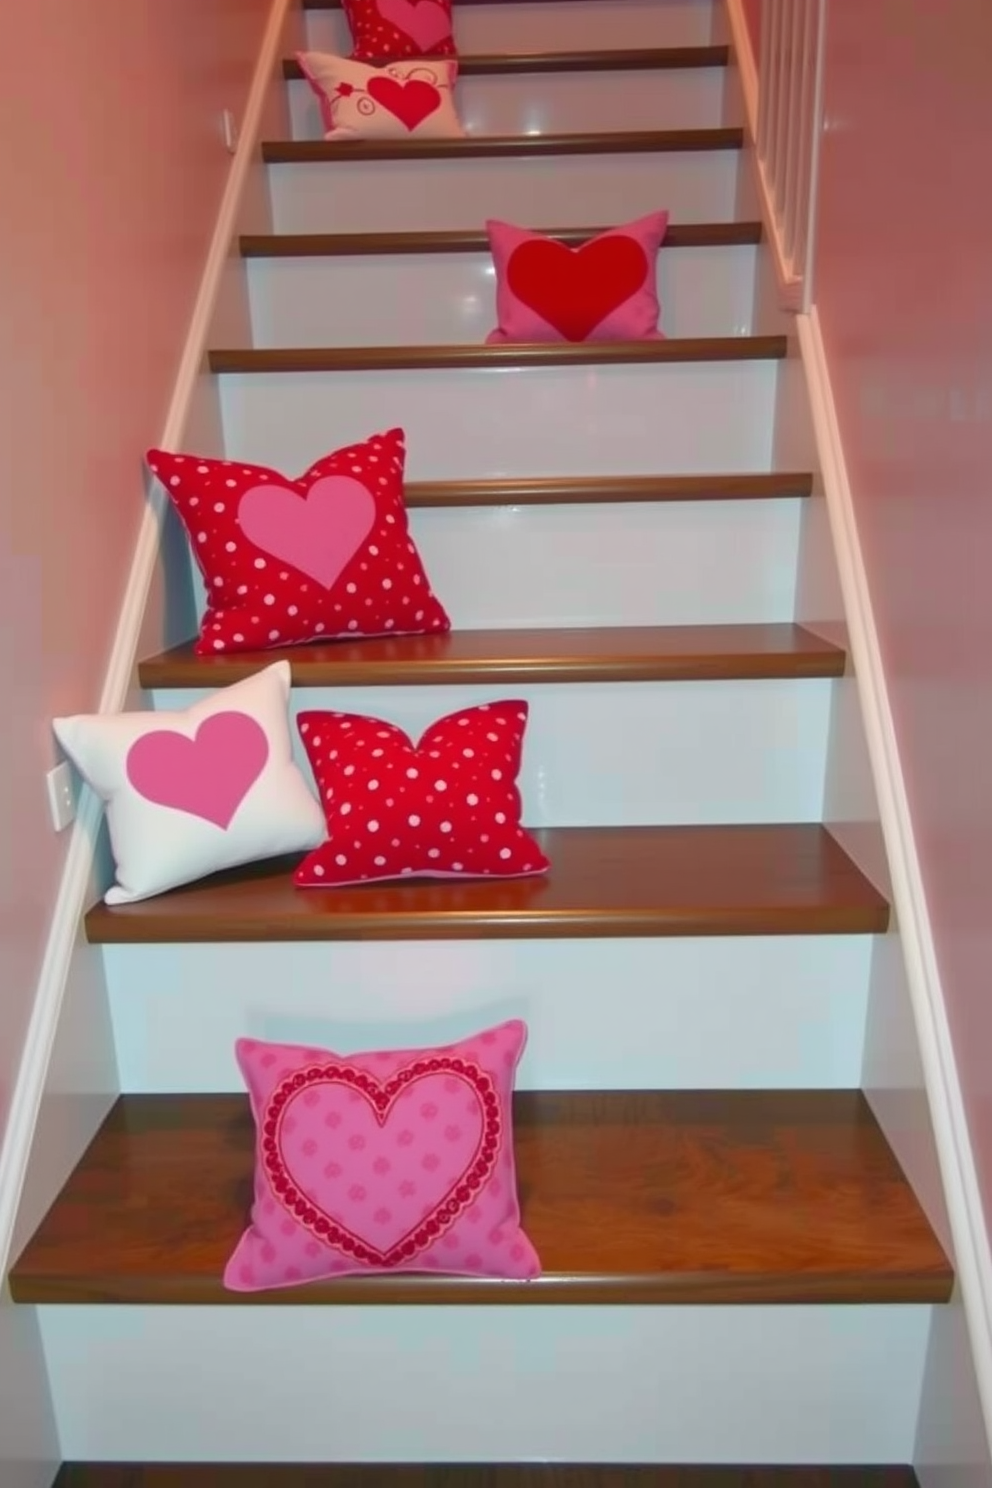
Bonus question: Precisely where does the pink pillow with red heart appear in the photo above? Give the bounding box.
[296,52,463,140]
[224,1018,540,1292]
[485,211,670,345]
[341,0,456,63]
[145,428,450,656]
[294,700,550,887]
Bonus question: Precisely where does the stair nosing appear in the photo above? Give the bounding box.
[284,46,730,79]
[10,1088,950,1308]
[53,1469,924,1486]
[138,623,845,691]
[400,472,809,506]
[261,127,744,163]
[240,222,763,257]
[208,336,787,374]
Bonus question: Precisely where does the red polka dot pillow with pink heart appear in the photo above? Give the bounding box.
[145,428,449,656]
[485,211,670,345]
[224,1018,540,1291]
[340,0,456,63]
[52,662,324,904]
[297,51,463,140]
[294,700,550,887]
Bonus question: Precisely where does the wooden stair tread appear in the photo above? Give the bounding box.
[209,336,786,374]
[241,221,763,256]
[11,1089,950,1307]
[261,128,743,162]
[399,471,809,506]
[53,1470,922,1487]
[139,623,846,690]
[285,46,729,79]
[83,826,889,945]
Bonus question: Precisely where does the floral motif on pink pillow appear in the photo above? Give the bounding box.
[485,211,670,345]
[225,1020,540,1292]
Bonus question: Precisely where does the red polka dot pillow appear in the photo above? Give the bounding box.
[224,1019,539,1292]
[297,52,463,140]
[145,428,449,656]
[340,0,456,63]
[294,700,550,887]
[485,211,670,344]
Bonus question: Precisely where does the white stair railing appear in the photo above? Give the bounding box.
[754,0,826,311]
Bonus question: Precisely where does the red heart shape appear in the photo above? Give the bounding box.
[366,75,442,132]
[506,235,649,342]
[260,1055,502,1267]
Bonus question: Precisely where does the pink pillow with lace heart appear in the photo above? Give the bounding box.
[485,211,670,344]
[341,0,456,63]
[225,1019,540,1292]
[146,427,449,656]
[296,51,464,140]
[52,662,324,904]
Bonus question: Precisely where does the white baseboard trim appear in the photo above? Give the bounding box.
[0,0,294,1280]
[799,306,992,1459]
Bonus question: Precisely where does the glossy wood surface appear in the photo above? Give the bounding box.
[284,47,729,79]
[138,624,845,690]
[54,1467,922,1486]
[261,128,743,163]
[397,471,805,506]
[12,1090,950,1306]
[83,826,889,945]
[240,222,763,256]
[208,337,786,374]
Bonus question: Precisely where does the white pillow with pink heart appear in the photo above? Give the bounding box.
[53,662,325,905]
[296,50,465,140]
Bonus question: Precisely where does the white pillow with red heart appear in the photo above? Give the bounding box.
[297,50,464,140]
[53,663,325,905]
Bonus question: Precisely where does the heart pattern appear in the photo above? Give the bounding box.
[261,1057,500,1266]
[237,475,376,590]
[125,711,269,829]
[506,235,650,342]
[376,0,452,51]
[366,74,443,131]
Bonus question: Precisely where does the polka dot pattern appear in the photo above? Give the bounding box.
[294,701,550,887]
[145,428,449,657]
[224,1020,540,1292]
[342,0,456,63]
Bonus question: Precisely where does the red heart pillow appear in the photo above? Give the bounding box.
[485,212,670,344]
[294,701,550,887]
[146,428,449,656]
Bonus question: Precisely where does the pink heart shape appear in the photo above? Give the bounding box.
[125,711,269,829]
[237,475,376,590]
[261,1056,501,1267]
[376,0,452,51]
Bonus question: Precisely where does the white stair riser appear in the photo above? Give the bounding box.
[246,245,757,346]
[217,361,778,477]
[305,0,717,54]
[288,69,726,139]
[105,936,871,1093]
[42,1303,926,1463]
[148,678,833,826]
[185,497,800,630]
[268,153,739,233]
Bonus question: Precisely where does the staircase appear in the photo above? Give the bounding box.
[8,0,955,1480]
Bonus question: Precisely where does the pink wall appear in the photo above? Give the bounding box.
[813,0,992,1227]
[742,0,761,50]
[0,0,269,1186]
